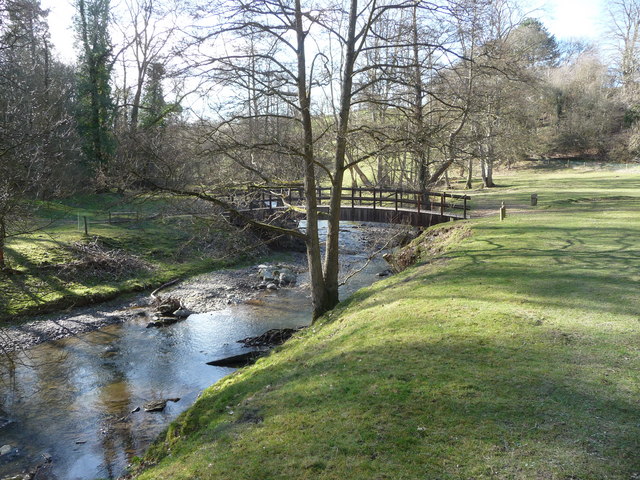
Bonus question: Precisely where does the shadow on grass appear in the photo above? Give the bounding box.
[151,328,640,478]
[2,245,76,307]
[351,221,640,319]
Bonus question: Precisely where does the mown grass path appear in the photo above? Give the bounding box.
[136,168,640,479]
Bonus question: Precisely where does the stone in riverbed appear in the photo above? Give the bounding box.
[146,316,180,328]
[0,417,13,430]
[172,308,193,318]
[206,351,266,367]
[258,267,275,281]
[237,328,303,348]
[0,444,13,456]
[101,345,119,357]
[156,303,178,315]
[376,269,392,277]
[143,400,166,412]
[143,398,180,412]
[278,269,296,286]
[266,283,278,291]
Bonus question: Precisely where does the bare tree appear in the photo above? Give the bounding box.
[114,0,178,131]
[0,0,77,269]
[547,52,622,157]
[131,0,548,318]
[145,0,442,319]
[607,0,640,104]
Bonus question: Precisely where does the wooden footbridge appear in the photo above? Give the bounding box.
[230,186,469,227]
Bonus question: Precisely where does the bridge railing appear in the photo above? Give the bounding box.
[243,185,469,220]
[334,187,469,219]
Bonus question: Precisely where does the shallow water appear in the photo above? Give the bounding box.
[0,222,390,479]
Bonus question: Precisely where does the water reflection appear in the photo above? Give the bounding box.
[0,222,390,479]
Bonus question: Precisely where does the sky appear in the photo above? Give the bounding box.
[41,0,76,63]
[41,0,606,64]
[534,0,605,40]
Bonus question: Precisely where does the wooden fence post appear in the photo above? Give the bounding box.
[499,202,506,221]
[463,196,468,219]
[440,193,445,216]
[83,216,88,235]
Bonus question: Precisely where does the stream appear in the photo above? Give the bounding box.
[0,221,397,480]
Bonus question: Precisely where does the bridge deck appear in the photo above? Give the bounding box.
[239,204,465,227]
[228,186,469,227]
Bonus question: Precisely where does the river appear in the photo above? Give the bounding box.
[0,221,396,480]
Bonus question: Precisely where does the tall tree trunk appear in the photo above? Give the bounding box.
[412,5,429,193]
[483,157,495,187]
[294,0,328,320]
[0,218,6,269]
[129,64,145,131]
[481,157,487,185]
[465,158,473,189]
[322,0,359,315]
[376,155,385,185]
[483,137,496,187]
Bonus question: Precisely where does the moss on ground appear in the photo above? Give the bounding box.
[133,167,640,479]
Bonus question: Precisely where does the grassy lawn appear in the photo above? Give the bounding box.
[134,167,640,479]
[0,193,264,321]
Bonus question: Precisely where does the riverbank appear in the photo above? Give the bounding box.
[0,193,277,322]
[0,220,403,354]
[0,262,289,353]
[133,168,640,479]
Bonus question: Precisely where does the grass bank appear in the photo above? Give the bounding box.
[0,193,267,321]
[134,167,640,479]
